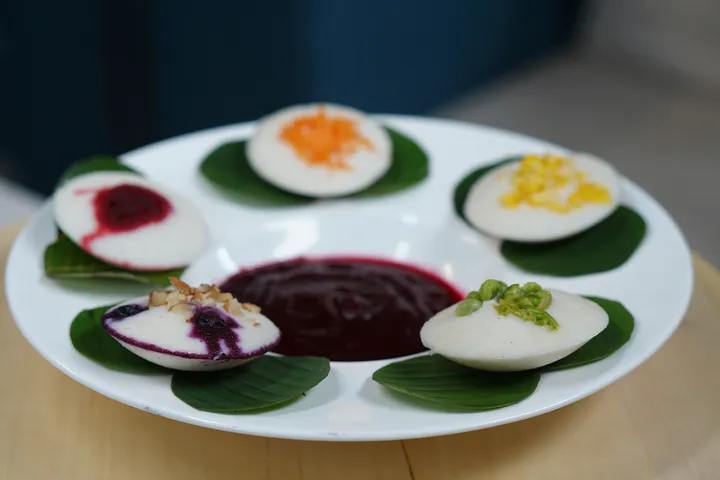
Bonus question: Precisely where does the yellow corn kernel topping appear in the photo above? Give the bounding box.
[499,154,612,213]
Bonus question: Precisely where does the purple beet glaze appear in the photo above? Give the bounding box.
[101,302,278,360]
[104,304,147,319]
[218,256,464,362]
[188,307,242,360]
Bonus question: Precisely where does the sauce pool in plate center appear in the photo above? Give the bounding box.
[218,256,464,361]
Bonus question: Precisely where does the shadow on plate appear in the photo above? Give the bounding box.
[254,367,342,417]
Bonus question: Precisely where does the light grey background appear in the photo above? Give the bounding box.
[435,0,720,265]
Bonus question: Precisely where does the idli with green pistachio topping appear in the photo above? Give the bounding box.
[420,280,609,371]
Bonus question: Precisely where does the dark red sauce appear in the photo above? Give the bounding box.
[76,184,172,251]
[218,257,464,362]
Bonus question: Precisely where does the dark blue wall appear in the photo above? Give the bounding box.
[0,0,582,195]
[1,0,111,187]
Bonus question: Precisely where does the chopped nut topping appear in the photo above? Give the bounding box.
[170,277,192,294]
[169,302,194,320]
[169,302,192,312]
[148,277,261,318]
[228,298,245,316]
[149,290,169,307]
[242,303,261,313]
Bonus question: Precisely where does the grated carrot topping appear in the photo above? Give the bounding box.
[278,106,374,170]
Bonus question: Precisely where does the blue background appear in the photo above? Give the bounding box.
[0,0,583,194]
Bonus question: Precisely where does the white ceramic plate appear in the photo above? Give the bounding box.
[5,116,693,441]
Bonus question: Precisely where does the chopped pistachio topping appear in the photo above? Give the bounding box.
[501,284,523,302]
[495,301,558,330]
[455,279,507,317]
[497,281,558,330]
[521,282,542,294]
[455,299,483,316]
[478,279,507,302]
[455,278,559,330]
[466,291,483,302]
[532,290,552,310]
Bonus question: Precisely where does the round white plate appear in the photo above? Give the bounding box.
[5,116,693,441]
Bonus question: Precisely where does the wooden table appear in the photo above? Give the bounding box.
[2,220,719,480]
